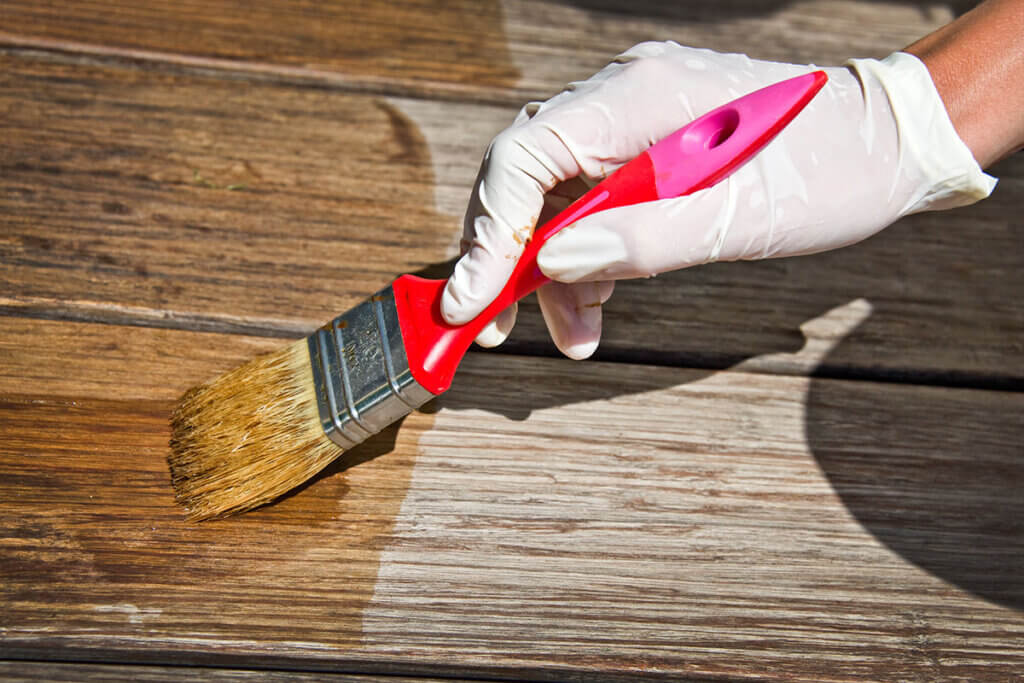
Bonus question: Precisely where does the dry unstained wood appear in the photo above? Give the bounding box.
[0,0,967,101]
[1,319,1022,680]
[2,53,1022,386]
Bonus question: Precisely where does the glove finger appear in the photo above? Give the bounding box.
[536,280,614,360]
[473,303,518,348]
[442,127,587,326]
[443,212,523,325]
[443,57,691,326]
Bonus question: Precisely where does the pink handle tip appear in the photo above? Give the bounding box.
[648,70,828,197]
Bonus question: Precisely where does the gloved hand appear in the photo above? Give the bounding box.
[441,42,996,359]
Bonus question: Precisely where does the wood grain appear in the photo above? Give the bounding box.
[1,319,1022,680]
[0,53,466,332]
[2,1,1022,679]
[0,397,433,655]
[0,1,518,99]
[0,318,282,401]
[2,53,1022,386]
[0,0,966,101]
[0,662,464,683]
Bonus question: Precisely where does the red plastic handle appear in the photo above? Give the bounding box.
[393,71,827,395]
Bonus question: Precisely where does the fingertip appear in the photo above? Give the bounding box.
[537,281,604,361]
[473,304,517,348]
[536,229,582,282]
[474,321,505,348]
[444,210,531,325]
[440,272,477,325]
[558,337,599,361]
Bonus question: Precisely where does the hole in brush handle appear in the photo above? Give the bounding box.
[648,70,827,197]
[684,107,741,151]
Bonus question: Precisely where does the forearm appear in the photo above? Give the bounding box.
[905,0,1024,167]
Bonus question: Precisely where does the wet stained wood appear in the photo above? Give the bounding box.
[0,318,282,401]
[2,54,1022,385]
[0,320,434,665]
[0,53,467,335]
[0,0,965,101]
[0,662,462,682]
[1,319,1022,680]
[0,1,519,98]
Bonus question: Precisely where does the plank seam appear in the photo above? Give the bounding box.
[1,304,1020,392]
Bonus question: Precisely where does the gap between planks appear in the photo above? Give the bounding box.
[1,303,1020,393]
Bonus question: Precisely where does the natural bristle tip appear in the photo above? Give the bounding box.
[168,339,342,520]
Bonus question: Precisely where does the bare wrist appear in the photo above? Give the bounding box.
[905,0,1024,167]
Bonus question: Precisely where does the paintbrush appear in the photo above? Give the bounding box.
[168,71,827,520]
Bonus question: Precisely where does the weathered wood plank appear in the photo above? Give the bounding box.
[0,0,964,101]
[0,53,468,330]
[4,2,1021,680]
[2,319,1022,680]
[0,318,281,401]
[2,53,1022,385]
[498,0,970,98]
[0,1,518,99]
[0,661,462,683]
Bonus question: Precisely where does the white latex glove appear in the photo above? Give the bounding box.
[442,42,996,359]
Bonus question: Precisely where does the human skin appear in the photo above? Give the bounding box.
[906,0,1024,167]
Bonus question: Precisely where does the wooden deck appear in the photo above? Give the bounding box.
[2,1,1022,680]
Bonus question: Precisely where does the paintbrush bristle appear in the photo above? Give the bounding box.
[169,339,341,521]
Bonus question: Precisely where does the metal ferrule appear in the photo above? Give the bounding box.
[307,286,434,449]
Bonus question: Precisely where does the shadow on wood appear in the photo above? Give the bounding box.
[436,154,1024,611]
[269,415,410,509]
[807,374,1024,611]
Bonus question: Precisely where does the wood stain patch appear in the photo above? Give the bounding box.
[0,392,435,651]
[0,55,458,329]
[0,1,520,91]
[0,320,435,652]
[0,40,469,648]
